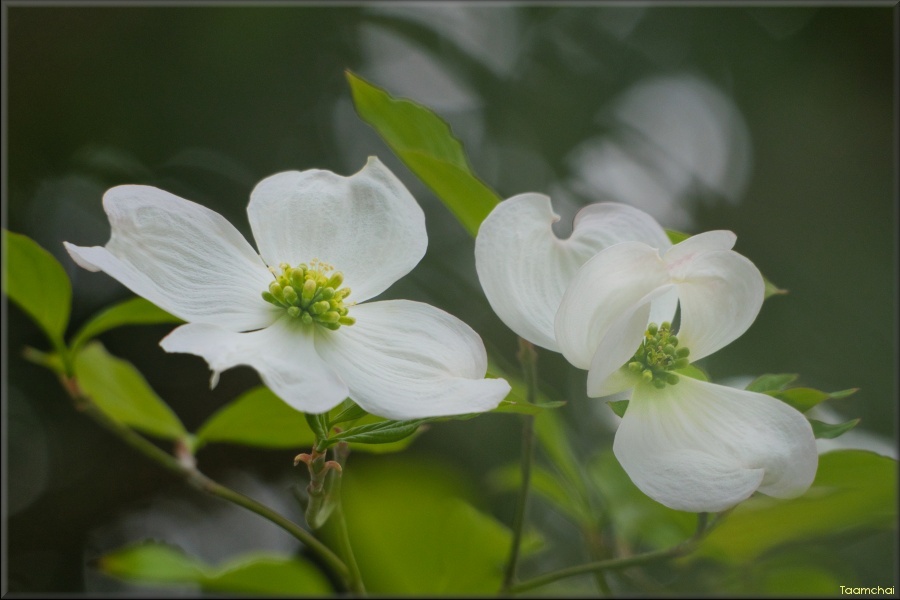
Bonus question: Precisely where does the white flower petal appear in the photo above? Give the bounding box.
[247,157,427,303]
[314,300,510,420]
[663,230,736,271]
[475,195,671,351]
[585,285,674,397]
[160,320,348,415]
[64,185,277,331]
[613,377,817,512]
[555,242,670,368]
[670,250,764,360]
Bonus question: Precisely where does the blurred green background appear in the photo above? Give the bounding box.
[4,4,896,595]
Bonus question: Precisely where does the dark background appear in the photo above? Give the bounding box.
[4,4,896,593]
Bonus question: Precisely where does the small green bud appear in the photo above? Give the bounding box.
[262,291,279,305]
[647,322,659,336]
[663,344,676,356]
[676,347,690,358]
[301,279,317,305]
[311,300,330,315]
[628,361,643,373]
[660,321,671,331]
[269,281,284,300]
[338,316,356,326]
[319,311,340,324]
[652,379,666,389]
[327,272,344,289]
[673,357,690,370]
[301,312,313,325]
[290,269,305,288]
[642,369,653,382]
[320,322,340,331]
[282,285,299,305]
[287,306,301,318]
[320,287,335,300]
[668,335,678,346]
[665,372,680,385]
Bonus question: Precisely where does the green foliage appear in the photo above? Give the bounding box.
[3,229,72,345]
[330,456,515,594]
[70,297,181,352]
[194,386,316,450]
[810,418,861,439]
[607,400,629,419]
[325,419,428,447]
[75,342,186,440]
[746,373,799,393]
[768,386,858,413]
[695,450,898,564]
[346,71,500,237]
[491,463,596,529]
[97,541,331,595]
[486,361,564,413]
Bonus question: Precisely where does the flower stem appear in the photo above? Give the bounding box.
[501,338,539,593]
[333,502,365,596]
[509,511,713,594]
[57,374,350,585]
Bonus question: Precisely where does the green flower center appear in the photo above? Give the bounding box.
[627,322,691,389]
[261,259,355,330]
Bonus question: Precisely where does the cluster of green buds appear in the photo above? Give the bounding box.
[262,259,355,330]
[627,322,690,389]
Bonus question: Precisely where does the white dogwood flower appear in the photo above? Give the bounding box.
[65,157,510,420]
[477,196,817,512]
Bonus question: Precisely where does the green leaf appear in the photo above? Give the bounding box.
[74,342,186,440]
[607,399,629,418]
[97,541,331,595]
[347,71,500,237]
[194,386,315,450]
[695,450,898,564]
[490,398,566,415]
[809,418,860,439]
[70,297,182,353]
[325,418,427,447]
[328,400,369,427]
[2,229,72,344]
[746,373,799,393]
[675,363,709,382]
[330,456,519,594]
[665,228,691,244]
[768,387,858,413]
[305,411,330,440]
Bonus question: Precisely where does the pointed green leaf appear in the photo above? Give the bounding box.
[328,400,369,427]
[491,399,566,415]
[768,386,858,413]
[746,373,799,393]
[70,297,182,353]
[809,418,861,439]
[194,386,315,450]
[74,342,186,440]
[2,229,71,344]
[347,71,500,237]
[607,399,629,418]
[304,411,330,440]
[665,228,691,244]
[97,541,331,595]
[325,418,427,447]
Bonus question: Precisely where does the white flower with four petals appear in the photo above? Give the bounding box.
[476,193,817,512]
[65,157,510,420]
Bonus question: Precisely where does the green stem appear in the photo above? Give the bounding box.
[501,338,538,593]
[333,502,365,596]
[509,512,713,594]
[61,375,350,584]
[509,542,690,594]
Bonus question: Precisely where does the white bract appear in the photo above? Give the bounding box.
[65,157,510,420]
[476,195,817,512]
